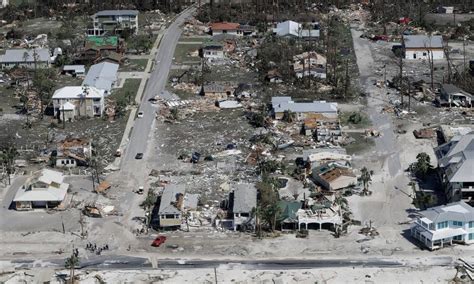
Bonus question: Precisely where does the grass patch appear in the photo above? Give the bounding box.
[339,111,371,128]
[112,78,141,103]
[179,37,209,43]
[120,59,148,72]
[173,44,201,64]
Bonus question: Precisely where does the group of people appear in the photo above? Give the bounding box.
[85,242,109,255]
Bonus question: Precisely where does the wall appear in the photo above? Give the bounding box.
[405,49,444,60]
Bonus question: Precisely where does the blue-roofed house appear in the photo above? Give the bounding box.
[82,62,119,94]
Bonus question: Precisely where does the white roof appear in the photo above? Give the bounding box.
[422,227,467,241]
[52,86,104,100]
[63,65,85,73]
[273,21,319,38]
[82,62,119,92]
[13,169,68,202]
[0,48,50,63]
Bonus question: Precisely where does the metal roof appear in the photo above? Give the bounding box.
[63,65,85,73]
[273,98,338,114]
[94,10,138,17]
[232,184,257,213]
[82,62,119,92]
[273,20,319,38]
[53,86,105,99]
[420,201,474,224]
[441,84,472,98]
[403,35,443,48]
[158,184,185,215]
[13,169,69,202]
[0,48,50,63]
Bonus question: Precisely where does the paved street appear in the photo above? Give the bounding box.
[122,7,196,164]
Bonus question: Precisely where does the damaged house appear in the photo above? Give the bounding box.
[0,48,51,69]
[312,164,357,191]
[80,36,123,64]
[273,20,320,39]
[437,84,472,108]
[13,169,69,211]
[272,96,338,120]
[302,113,342,144]
[293,51,327,79]
[156,184,199,229]
[229,183,257,231]
[200,82,235,100]
[403,35,444,60]
[297,195,342,231]
[53,138,92,168]
[200,43,225,59]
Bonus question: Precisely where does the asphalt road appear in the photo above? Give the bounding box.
[122,7,196,163]
[11,255,411,270]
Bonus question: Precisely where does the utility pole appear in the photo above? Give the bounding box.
[214,267,218,284]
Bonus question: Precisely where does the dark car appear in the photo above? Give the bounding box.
[148,98,158,104]
[151,236,167,247]
[135,153,143,159]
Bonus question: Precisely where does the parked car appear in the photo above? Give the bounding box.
[135,153,143,159]
[151,236,167,247]
[148,98,157,104]
[137,111,144,118]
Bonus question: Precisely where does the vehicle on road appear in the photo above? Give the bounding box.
[135,186,144,194]
[137,111,144,118]
[151,236,167,247]
[148,98,158,104]
[135,153,143,159]
[115,149,122,157]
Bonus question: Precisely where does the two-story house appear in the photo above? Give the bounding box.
[230,184,257,231]
[88,10,139,36]
[411,201,474,250]
[435,133,474,203]
[52,86,105,121]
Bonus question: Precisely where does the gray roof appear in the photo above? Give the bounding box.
[437,133,474,182]
[441,84,472,98]
[272,97,338,114]
[82,62,118,92]
[158,184,185,215]
[403,35,443,49]
[95,10,138,17]
[0,48,50,63]
[420,201,474,223]
[232,183,257,214]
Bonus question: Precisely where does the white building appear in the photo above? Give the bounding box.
[88,10,139,36]
[403,35,444,60]
[273,20,320,39]
[82,62,119,95]
[411,201,474,250]
[13,169,69,210]
[272,96,338,120]
[52,86,105,121]
[0,0,9,8]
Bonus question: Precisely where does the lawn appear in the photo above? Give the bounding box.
[120,59,149,72]
[173,44,201,64]
[179,37,209,43]
[111,78,141,103]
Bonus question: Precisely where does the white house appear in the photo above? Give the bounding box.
[0,0,8,8]
[411,201,474,250]
[52,86,105,121]
[403,35,444,60]
[273,20,320,39]
[272,96,338,120]
[88,10,139,36]
[13,169,69,210]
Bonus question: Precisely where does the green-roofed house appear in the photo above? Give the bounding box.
[278,200,302,231]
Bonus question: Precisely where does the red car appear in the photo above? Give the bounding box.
[151,236,167,247]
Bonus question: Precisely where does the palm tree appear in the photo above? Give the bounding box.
[65,251,80,284]
[79,85,89,117]
[360,167,373,195]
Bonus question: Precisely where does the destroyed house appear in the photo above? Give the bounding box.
[435,133,474,203]
[53,138,92,168]
[293,52,327,79]
[13,169,69,210]
[312,164,356,191]
[200,82,234,99]
[0,48,51,69]
[81,36,121,63]
[88,10,139,36]
[403,35,444,60]
[297,195,341,231]
[411,201,474,250]
[302,113,341,144]
[230,184,257,231]
[62,65,86,77]
[438,84,472,107]
[272,96,338,120]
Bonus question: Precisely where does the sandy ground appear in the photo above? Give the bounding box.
[0,265,460,284]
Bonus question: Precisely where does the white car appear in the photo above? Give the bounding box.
[137,111,144,118]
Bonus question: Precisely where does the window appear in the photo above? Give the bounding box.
[437,221,448,229]
[469,233,474,240]
[469,221,474,228]
[423,52,427,56]
[453,221,463,227]
[454,235,463,241]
